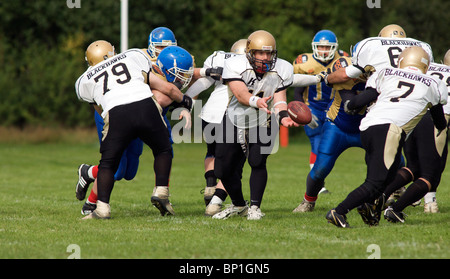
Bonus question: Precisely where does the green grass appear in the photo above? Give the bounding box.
[0,135,449,259]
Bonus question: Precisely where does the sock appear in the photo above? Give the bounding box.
[335,184,372,215]
[204,170,217,187]
[210,195,223,205]
[309,152,317,169]
[424,192,436,204]
[214,188,228,201]
[87,190,98,204]
[305,173,324,198]
[392,179,429,212]
[89,165,98,180]
[304,194,317,203]
[383,168,413,198]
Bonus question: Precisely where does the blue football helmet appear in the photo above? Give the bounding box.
[156,46,194,90]
[312,30,338,62]
[148,27,177,59]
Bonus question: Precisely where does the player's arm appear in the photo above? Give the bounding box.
[147,71,192,110]
[430,104,447,132]
[185,77,215,99]
[326,65,364,84]
[273,89,299,128]
[228,80,272,113]
[344,87,378,114]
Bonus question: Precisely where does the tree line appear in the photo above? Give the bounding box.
[0,0,448,128]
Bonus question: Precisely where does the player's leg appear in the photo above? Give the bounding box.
[328,124,405,227]
[123,138,144,180]
[138,99,175,216]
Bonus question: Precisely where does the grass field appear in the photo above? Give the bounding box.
[1,132,449,260]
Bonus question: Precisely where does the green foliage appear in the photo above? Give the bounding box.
[0,0,449,127]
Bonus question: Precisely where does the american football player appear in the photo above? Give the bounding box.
[293,30,350,195]
[293,56,367,213]
[212,30,298,220]
[75,41,193,219]
[325,24,433,85]
[326,46,447,227]
[381,48,450,215]
[75,40,144,214]
[184,38,246,215]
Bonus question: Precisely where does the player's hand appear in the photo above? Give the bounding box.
[179,108,192,129]
[307,114,319,129]
[281,116,300,128]
[257,96,272,114]
[205,67,223,81]
[179,95,193,111]
[316,71,329,85]
[343,100,357,115]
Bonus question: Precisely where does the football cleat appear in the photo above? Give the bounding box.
[247,205,265,220]
[424,201,439,213]
[212,203,248,220]
[357,203,379,226]
[82,201,111,220]
[202,186,216,206]
[384,206,407,223]
[81,201,97,216]
[292,199,315,213]
[76,164,95,201]
[326,209,350,228]
[205,202,223,217]
[151,186,175,216]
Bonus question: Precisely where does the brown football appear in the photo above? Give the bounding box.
[287,101,312,125]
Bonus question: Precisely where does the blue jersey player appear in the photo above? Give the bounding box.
[293,30,349,194]
[293,56,367,213]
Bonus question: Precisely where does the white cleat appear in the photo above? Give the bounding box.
[212,203,248,220]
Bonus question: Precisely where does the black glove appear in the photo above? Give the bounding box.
[205,67,223,81]
[179,95,193,111]
[343,100,358,115]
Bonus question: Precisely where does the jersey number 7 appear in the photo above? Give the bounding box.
[390,81,415,102]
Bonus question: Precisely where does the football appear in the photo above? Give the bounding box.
[287,101,312,125]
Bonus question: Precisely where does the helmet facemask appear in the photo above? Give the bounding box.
[247,49,277,74]
[312,41,337,62]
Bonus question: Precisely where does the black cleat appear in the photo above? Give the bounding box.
[76,164,94,201]
[326,209,350,228]
[384,207,407,223]
[357,203,378,226]
[81,202,97,216]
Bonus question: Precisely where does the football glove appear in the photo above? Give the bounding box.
[307,114,319,129]
[343,100,358,115]
[316,71,329,85]
[205,67,223,81]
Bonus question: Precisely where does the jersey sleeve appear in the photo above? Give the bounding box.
[222,55,245,82]
[75,74,95,104]
[277,59,294,90]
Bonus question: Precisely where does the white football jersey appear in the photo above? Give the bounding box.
[351,37,433,81]
[75,49,153,118]
[223,55,293,128]
[427,62,450,114]
[360,67,448,134]
[201,51,243,124]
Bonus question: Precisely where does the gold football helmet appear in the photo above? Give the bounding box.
[443,49,450,66]
[246,30,277,73]
[398,46,430,74]
[230,39,247,54]
[378,24,406,38]
[85,40,115,66]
